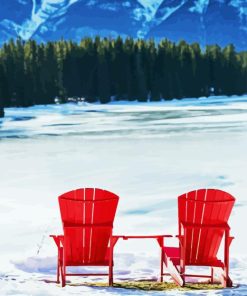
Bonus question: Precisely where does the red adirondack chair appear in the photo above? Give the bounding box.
[50,188,120,287]
[161,189,235,287]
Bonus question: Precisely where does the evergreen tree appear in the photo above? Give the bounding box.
[0,37,246,107]
[97,38,111,103]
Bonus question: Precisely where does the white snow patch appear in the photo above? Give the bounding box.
[230,0,247,22]
[87,0,98,6]
[189,0,209,14]
[99,3,118,11]
[122,1,131,8]
[156,0,187,24]
[137,0,164,12]
[18,0,79,40]
[135,0,164,37]
[17,0,29,4]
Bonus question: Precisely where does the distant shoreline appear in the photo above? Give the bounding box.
[2,94,247,112]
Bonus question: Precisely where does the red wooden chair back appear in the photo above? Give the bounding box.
[178,189,235,265]
[59,188,119,265]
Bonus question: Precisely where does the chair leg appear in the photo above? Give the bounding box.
[180,265,185,286]
[226,276,233,287]
[57,249,60,284]
[108,236,115,287]
[224,229,232,288]
[109,262,113,286]
[160,249,164,282]
[223,267,233,288]
[210,267,214,284]
[60,249,66,288]
[57,259,60,284]
[61,265,66,287]
[163,253,184,286]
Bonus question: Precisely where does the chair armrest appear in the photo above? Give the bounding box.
[109,235,125,248]
[181,222,230,230]
[112,235,125,239]
[122,235,173,240]
[228,236,234,246]
[175,234,184,246]
[50,235,64,248]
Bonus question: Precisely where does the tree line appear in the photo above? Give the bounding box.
[0,37,246,107]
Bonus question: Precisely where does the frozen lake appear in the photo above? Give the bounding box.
[0,95,247,295]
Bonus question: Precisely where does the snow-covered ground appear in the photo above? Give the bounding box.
[0,95,247,295]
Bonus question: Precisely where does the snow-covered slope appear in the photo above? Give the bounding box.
[148,0,247,49]
[0,0,246,50]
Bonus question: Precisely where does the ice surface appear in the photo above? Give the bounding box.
[0,95,247,295]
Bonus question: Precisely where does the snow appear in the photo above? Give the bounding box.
[135,0,163,37]
[155,0,187,23]
[101,3,124,11]
[123,1,131,8]
[0,95,247,295]
[189,0,209,14]
[137,0,164,15]
[19,0,79,40]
